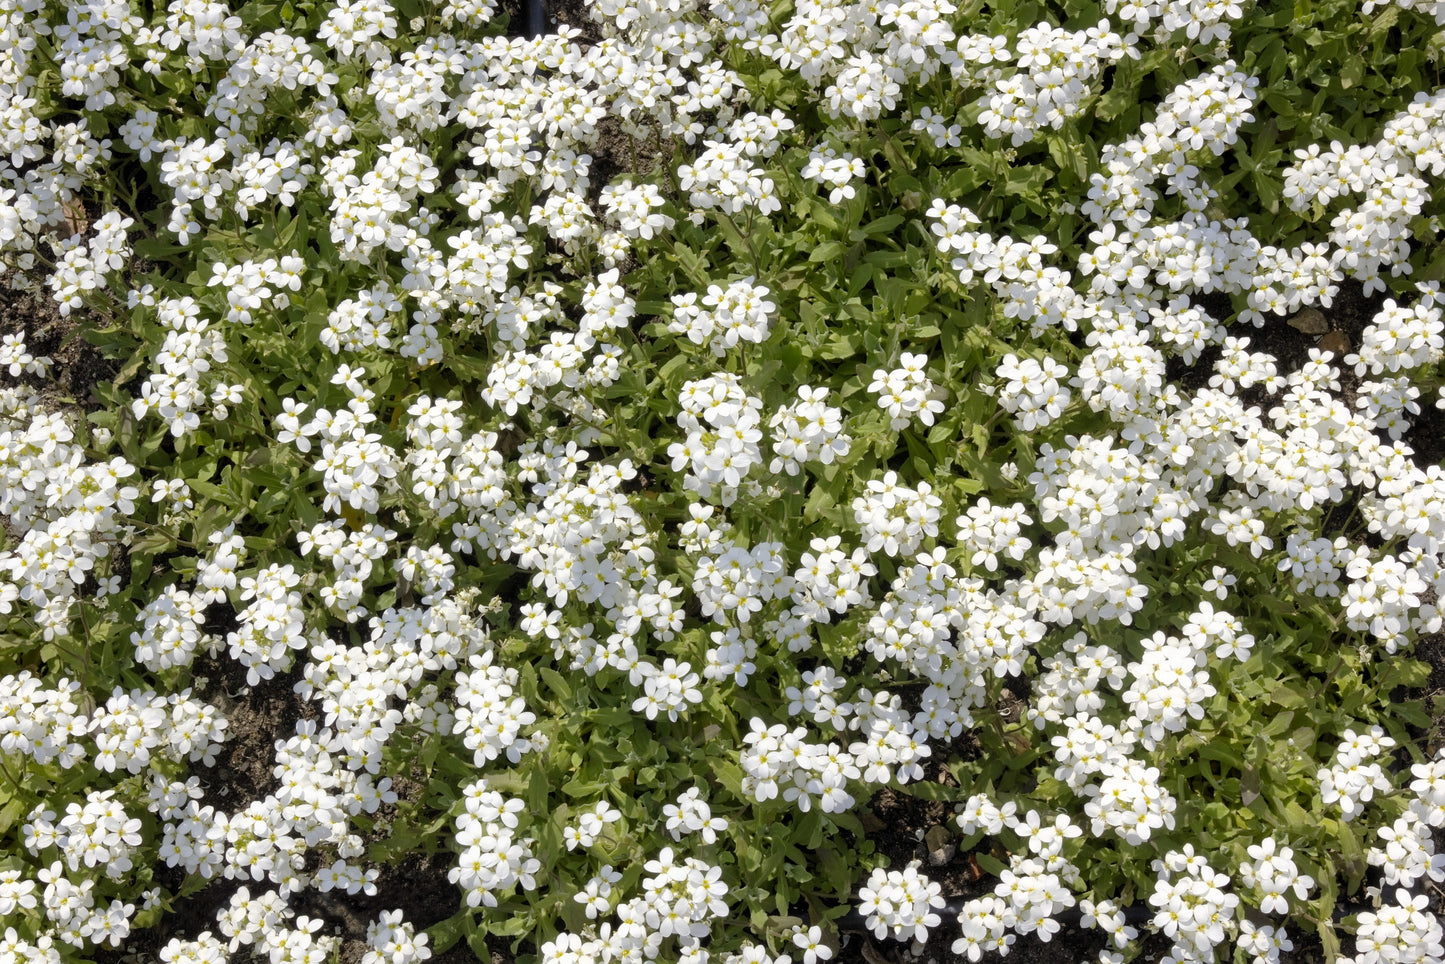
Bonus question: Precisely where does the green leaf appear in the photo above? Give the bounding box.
[1252,169,1282,214]
[429,911,469,953]
[1339,58,1364,90]
[538,665,572,702]
[893,780,963,802]
[858,213,904,238]
[0,794,23,835]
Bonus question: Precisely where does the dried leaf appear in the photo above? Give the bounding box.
[1319,331,1351,357]
[1286,307,1328,334]
[61,198,89,238]
[860,940,897,964]
[925,825,956,866]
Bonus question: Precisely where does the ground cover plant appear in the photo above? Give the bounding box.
[1,0,1445,962]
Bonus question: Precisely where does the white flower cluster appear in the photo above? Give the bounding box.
[768,386,852,476]
[632,658,704,721]
[228,563,312,687]
[158,137,227,242]
[1343,889,1445,964]
[130,585,212,672]
[1106,0,1247,44]
[1281,90,1445,292]
[952,893,1020,960]
[1238,837,1316,915]
[450,779,541,908]
[990,854,1078,943]
[158,798,227,879]
[1279,532,1354,598]
[790,534,875,623]
[89,686,226,774]
[0,392,138,631]
[1410,750,1445,827]
[663,787,729,843]
[911,106,962,148]
[565,800,622,851]
[1210,335,1277,395]
[171,911,343,964]
[978,22,1134,145]
[852,471,941,558]
[320,0,398,62]
[502,446,654,633]
[298,396,403,518]
[1343,548,1429,653]
[704,625,758,685]
[544,847,730,964]
[1028,633,1127,728]
[50,211,131,315]
[1120,630,1217,750]
[128,293,227,437]
[1083,63,1258,229]
[229,143,312,220]
[9,859,133,950]
[0,672,87,768]
[955,803,1086,954]
[995,354,1072,430]
[362,909,432,964]
[0,333,50,378]
[321,282,402,355]
[849,687,932,783]
[26,790,142,880]
[1368,805,1445,889]
[739,718,857,813]
[322,139,439,260]
[1347,293,1445,377]
[294,601,466,773]
[857,862,946,944]
[296,515,394,621]
[454,650,537,766]
[758,0,972,131]
[1148,848,1239,963]
[928,202,1084,334]
[868,352,944,430]
[1023,431,1174,573]
[1082,755,1178,845]
[1318,726,1396,821]
[684,531,779,621]
[670,373,766,502]
[785,665,853,728]
[678,114,788,218]
[955,498,1033,571]
[600,179,674,239]
[18,792,149,947]
[800,146,866,203]
[215,887,290,954]
[861,551,1043,737]
[669,277,776,356]
[1182,600,1255,662]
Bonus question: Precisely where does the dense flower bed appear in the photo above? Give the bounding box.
[0,1,1444,963]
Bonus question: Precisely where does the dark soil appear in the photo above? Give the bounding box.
[1180,279,1387,408]
[191,647,319,812]
[0,280,119,413]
